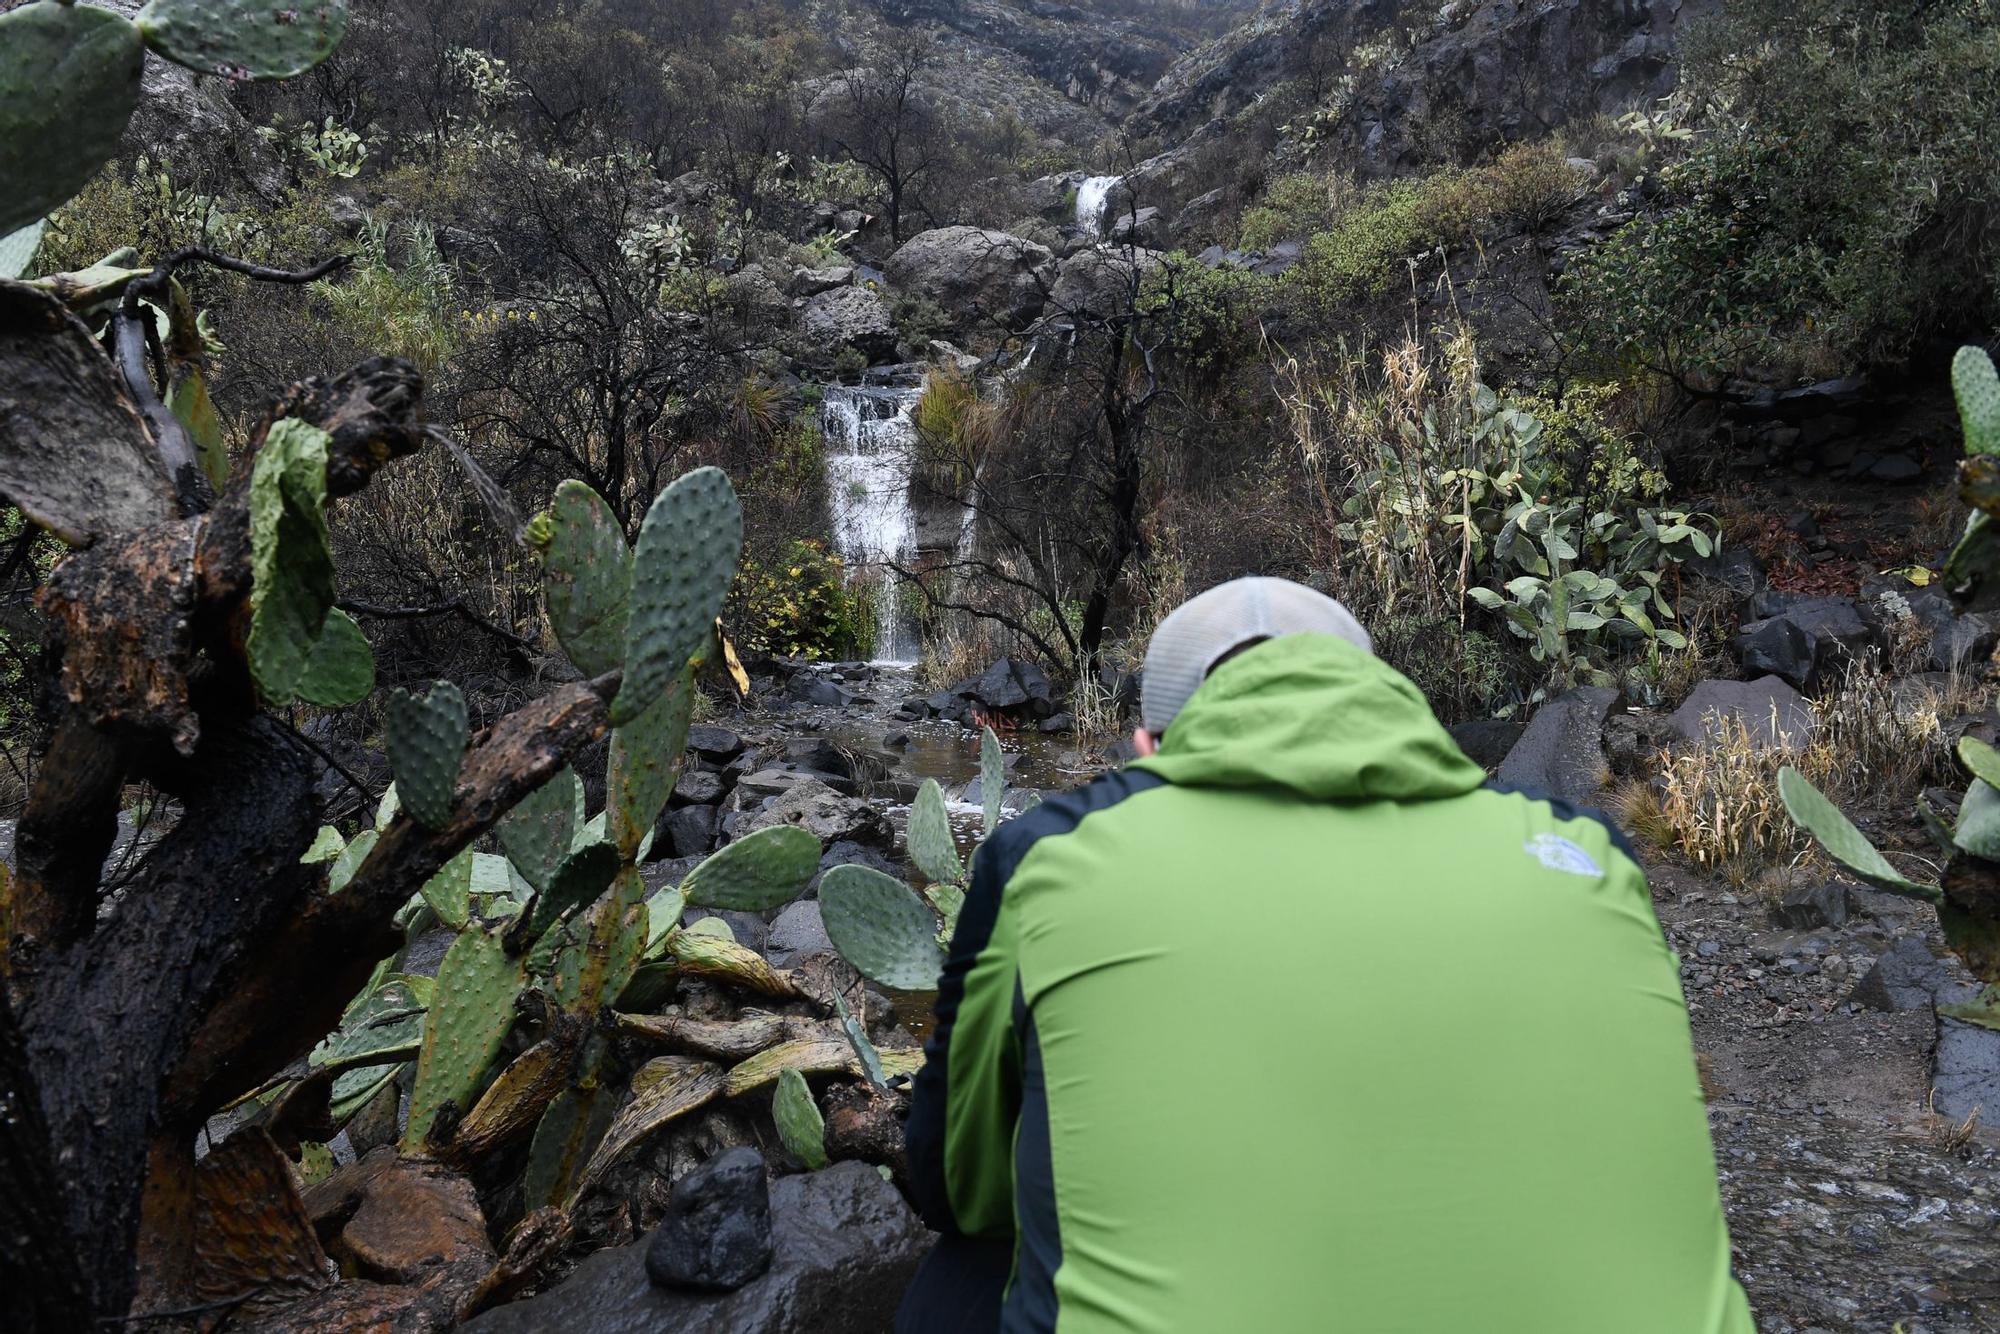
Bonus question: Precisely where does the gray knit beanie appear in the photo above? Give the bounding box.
[1140,577,1372,734]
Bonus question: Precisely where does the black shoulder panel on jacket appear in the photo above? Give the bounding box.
[1483,780,1642,868]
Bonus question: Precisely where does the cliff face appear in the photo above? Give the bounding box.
[1136,0,1720,174]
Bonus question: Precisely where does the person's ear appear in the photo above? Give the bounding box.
[1133,728,1158,757]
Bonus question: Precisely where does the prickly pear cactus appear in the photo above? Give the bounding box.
[248,419,340,705]
[546,866,647,1014]
[980,726,1005,838]
[618,467,742,722]
[498,767,582,893]
[665,928,799,998]
[907,778,963,885]
[773,1068,829,1170]
[680,824,822,912]
[521,841,620,948]
[606,672,694,861]
[832,991,886,1087]
[819,864,947,990]
[404,923,527,1151]
[293,606,373,707]
[134,0,349,80]
[1777,766,1940,900]
[384,681,469,830]
[533,481,632,678]
[0,2,145,236]
[1956,347,2000,459]
[419,847,475,930]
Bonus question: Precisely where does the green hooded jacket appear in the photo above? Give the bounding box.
[902,632,1754,1333]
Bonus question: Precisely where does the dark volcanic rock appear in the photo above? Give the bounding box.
[645,1147,774,1293]
[1773,880,1849,930]
[767,901,835,968]
[1850,936,1954,1012]
[1448,719,1525,770]
[1495,686,1616,804]
[1667,677,1816,751]
[466,1162,928,1334]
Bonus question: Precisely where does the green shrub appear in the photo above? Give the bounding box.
[731,539,873,661]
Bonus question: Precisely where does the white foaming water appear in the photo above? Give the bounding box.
[1074,175,1121,236]
[821,383,925,664]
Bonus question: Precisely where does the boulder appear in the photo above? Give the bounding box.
[1934,1017,2000,1122]
[645,1147,774,1293]
[1172,187,1231,241]
[1046,246,1165,319]
[1666,677,1816,751]
[674,770,728,807]
[810,840,905,897]
[1849,936,1955,1012]
[767,901,835,968]
[1900,590,2000,673]
[788,673,856,708]
[788,265,855,297]
[1683,544,1766,600]
[1495,686,1616,805]
[800,287,897,363]
[1772,880,1849,930]
[1733,593,1879,688]
[687,726,746,762]
[1108,205,1165,248]
[464,1162,929,1334]
[1448,719,1524,771]
[884,227,1054,331]
[942,658,1058,721]
[658,805,720,860]
[744,778,893,849]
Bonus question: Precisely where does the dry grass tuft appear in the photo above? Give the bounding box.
[1646,715,1825,890]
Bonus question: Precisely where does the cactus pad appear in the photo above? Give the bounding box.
[1958,780,2000,860]
[667,929,800,999]
[832,991,886,1087]
[1778,765,1941,902]
[0,3,144,236]
[907,779,963,885]
[403,923,526,1152]
[134,0,349,80]
[0,221,44,282]
[301,825,345,865]
[819,864,946,990]
[326,828,377,893]
[774,1068,829,1170]
[1956,347,2000,459]
[1962,736,2000,791]
[419,847,474,930]
[293,606,374,707]
[681,824,822,911]
[618,467,741,722]
[564,1055,725,1209]
[523,841,619,946]
[980,726,1004,838]
[247,419,338,706]
[607,673,693,860]
[534,480,631,678]
[385,681,469,830]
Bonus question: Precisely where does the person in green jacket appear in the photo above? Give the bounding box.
[897,576,1754,1334]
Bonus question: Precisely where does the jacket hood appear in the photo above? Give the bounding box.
[1130,632,1486,802]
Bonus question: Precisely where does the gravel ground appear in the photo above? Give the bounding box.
[1650,863,2000,1332]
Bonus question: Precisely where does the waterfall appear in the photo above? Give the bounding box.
[1074,175,1121,237]
[821,382,926,664]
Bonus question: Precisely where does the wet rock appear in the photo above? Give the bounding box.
[767,901,835,968]
[645,1147,774,1293]
[1448,719,1524,770]
[304,1149,494,1287]
[674,770,727,807]
[1108,204,1164,247]
[943,657,1057,721]
[885,226,1054,332]
[800,287,897,363]
[1850,936,1953,1012]
[1774,880,1850,930]
[810,841,904,897]
[466,1162,927,1334]
[1495,686,1616,804]
[788,673,856,708]
[1667,677,1817,751]
[659,805,720,859]
[1932,1017,2000,1122]
[1039,711,1075,734]
[745,778,893,849]
[687,726,746,762]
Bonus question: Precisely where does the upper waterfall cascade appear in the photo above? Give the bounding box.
[821,382,926,664]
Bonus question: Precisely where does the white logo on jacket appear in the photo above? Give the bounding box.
[1525,833,1603,877]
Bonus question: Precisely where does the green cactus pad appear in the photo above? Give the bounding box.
[1955,347,2000,458]
[523,841,619,944]
[301,825,345,865]
[774,1067,829,1170]
[1945,511,2000,609]
[403,924,526,1152]
[1941,986,2000,1034]
[607,672,693,860]
[499,768,581,893]
[385,681,469,830]
[818,864,946,990]
[683,915,735,942]
[643,885,689,956]
[534,480,631,678]
[681,824,822,912]
[419,847,474,930]
[618,467,741,722]
[1962,737,2000,791]
[980,726,1004,838]
[548,866,647,1013]
[294,606,374,707]
[832,991,886,1087]
[1778,765,1941,902]
[134,0,349,80]
[0,3,144,236]
[524,1041,619,1210]
[0,221,44,282]
[247,419,338,706]
[326,828,376,892]
[1957,780,2000,860]
[906,779,963,885]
